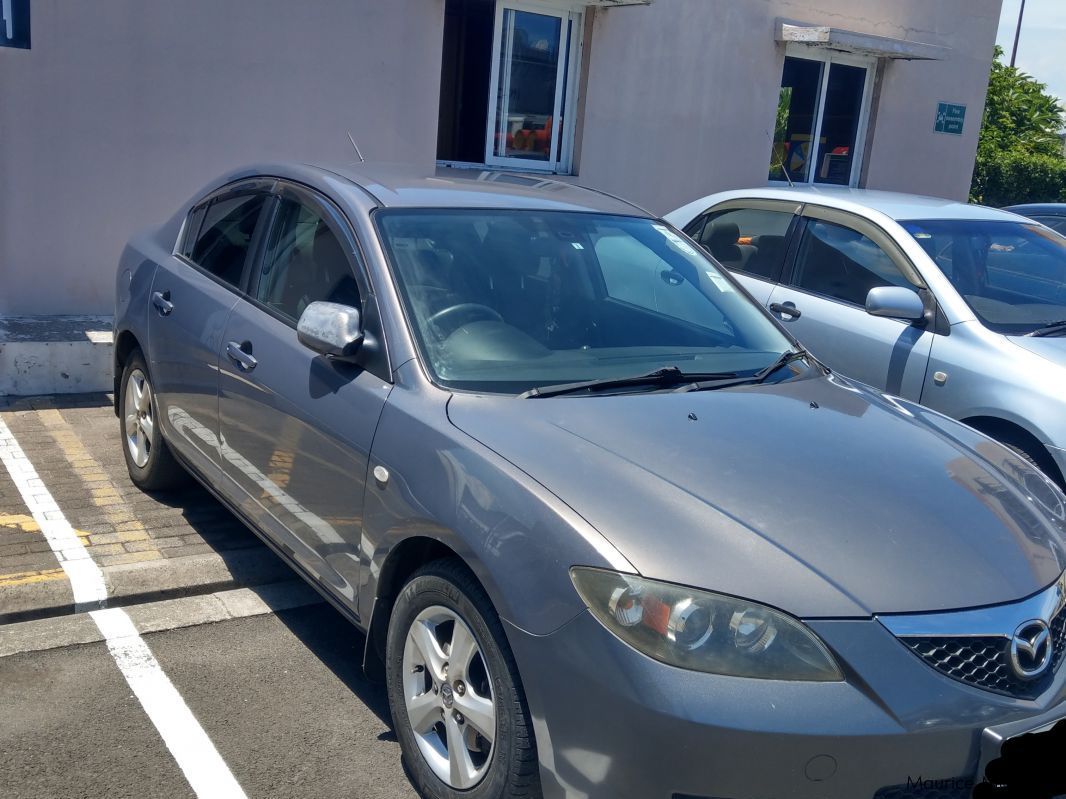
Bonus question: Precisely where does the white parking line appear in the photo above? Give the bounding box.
[0,415,248,799]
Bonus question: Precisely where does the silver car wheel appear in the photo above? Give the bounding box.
[124,369,154,468]
[402,605,496,790]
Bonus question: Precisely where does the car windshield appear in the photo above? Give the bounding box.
[375,209,797,393]
[901,219,1066,335]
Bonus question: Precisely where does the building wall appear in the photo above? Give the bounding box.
[0,0,1002,316]
[576,0,1002,214]
[0,0,445,315]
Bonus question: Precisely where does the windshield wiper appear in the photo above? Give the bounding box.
[1027,320,1066,338]
[673,348,812,393]
[518,366,739,398]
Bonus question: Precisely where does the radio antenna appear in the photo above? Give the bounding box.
[347,131,365,164]
[766,129,795,188]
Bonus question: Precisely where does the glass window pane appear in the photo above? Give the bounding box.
[694,208,794,279]
[793,220,911,306]
[813,63,866,186]
[190,194,267,287]
[492,9,561,162]
[769,57,823,183]
[257,199,359,323]
[903,219,1066,334]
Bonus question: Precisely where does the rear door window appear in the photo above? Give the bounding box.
[685,207,794,279]
[188,193,269,288]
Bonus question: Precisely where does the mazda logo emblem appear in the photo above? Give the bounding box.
[1010,620,1053,680]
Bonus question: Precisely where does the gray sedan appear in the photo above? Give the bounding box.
[115,165,1066,799]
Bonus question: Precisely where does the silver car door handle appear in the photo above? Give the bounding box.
[225,340,257,372]
[769,301,801,319]
[151,290,174,316]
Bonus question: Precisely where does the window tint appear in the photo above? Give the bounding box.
[179,204,208,260]
[189,194,267,287]
[793,219,912,306]
[256,199,360,323]
[691,208,793,279]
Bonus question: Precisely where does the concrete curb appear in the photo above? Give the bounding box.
[0,580,324,658]
[0,316,113,396]
[0,547,294,625]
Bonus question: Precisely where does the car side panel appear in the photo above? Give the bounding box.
[765,284,933,400]
[921,322,1066,455]
[359,362,632,637]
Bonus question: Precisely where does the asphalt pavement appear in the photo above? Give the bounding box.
[1,604,416,799]
[0,394,419,798]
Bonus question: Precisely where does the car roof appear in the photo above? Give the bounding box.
[1004,203,1066,215]
[312,162,650,216]
[700,186,1024,223]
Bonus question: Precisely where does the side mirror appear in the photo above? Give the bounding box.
[865,286,925,322]
[297,301,363,360]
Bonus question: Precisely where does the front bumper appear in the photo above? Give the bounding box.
[505,611,1066,799]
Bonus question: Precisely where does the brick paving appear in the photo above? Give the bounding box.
[0,393,263,588]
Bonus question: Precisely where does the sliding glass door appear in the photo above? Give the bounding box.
[485,2,580,172]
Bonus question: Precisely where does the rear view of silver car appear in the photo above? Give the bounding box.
[668,188,1066,489]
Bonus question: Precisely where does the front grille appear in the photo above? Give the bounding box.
[899,607,1066,699]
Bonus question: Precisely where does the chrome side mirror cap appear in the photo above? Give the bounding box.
[297,301,363,360]
[865,286,926,322]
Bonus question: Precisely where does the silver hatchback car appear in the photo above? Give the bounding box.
[667,188,1066,489]
[116,165,1066,799]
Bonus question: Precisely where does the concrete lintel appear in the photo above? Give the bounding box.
[776,19,949,61]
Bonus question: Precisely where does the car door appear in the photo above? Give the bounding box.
[681,200,799,306]
[149,181,273,479]
[216,182,392,605]
[766,206,934,400]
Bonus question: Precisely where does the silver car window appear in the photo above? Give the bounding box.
[903,219,1066,334]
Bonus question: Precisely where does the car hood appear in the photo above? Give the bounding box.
[447,374,1066,618]
[1006,334,1066,367]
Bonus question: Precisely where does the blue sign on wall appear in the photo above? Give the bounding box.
[1,0,31,50]
[934,102,966,135]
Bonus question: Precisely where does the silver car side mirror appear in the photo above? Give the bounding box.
[865,286,925,322]
[297,301,364,360]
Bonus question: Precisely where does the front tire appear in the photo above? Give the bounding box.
[386,559,540,799]
[119,349,185,490]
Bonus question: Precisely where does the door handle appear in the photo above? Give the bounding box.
[769,301,801,319]
[225,340,257,372]
[152,290,174,317]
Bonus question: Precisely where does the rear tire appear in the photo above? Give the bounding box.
[385,559,540,799]
[119,349,186,491]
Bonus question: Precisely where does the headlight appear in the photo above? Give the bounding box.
[570,568,842,681]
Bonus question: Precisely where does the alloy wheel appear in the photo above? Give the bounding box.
[402,605,496,789]
[124,369,154,468]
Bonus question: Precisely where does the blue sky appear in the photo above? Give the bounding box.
[996,0,1066,111]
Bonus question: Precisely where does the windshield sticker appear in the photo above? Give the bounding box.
[653,224,699,257]
[571,242,584,250]
[705,271,733,293]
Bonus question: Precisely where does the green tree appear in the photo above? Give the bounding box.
[970,46,1066,206]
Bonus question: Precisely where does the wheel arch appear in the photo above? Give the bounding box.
[112,329,143,415]
[961,414,1064,488]
[362,535,478,681]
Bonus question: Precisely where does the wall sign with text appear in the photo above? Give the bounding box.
[1,0,31,50]
[934,102,966,135]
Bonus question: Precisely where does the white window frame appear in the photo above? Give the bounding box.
[482,0,583,174]
[770,44,876,189]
